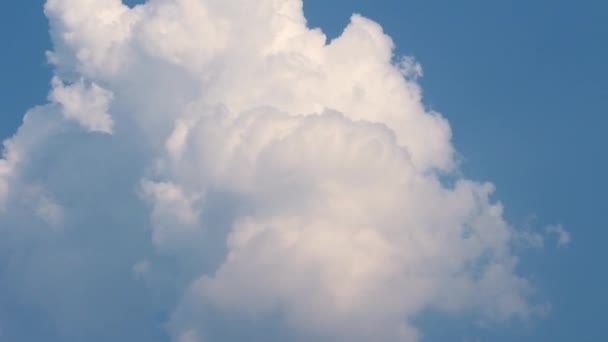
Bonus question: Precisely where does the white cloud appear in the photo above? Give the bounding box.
[546,224,571,247]
[49,77,114,133]
[141,180,204,251]
[0,0,561,341]
[0,155,12,208]
[398,56,424,80]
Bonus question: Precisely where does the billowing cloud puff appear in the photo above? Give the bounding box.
[0,0,563,341]
[49,77,114,133]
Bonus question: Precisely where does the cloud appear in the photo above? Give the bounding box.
[49,77,114,133]
[546,225,571,247]
[0,0,560,341]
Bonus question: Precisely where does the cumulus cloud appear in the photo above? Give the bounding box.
[0,0,563,341]
[49,77,114,133]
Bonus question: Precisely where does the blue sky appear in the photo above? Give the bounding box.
[1,0,607,341]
